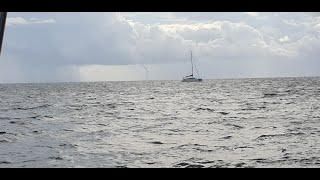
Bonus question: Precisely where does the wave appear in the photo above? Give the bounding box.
[12,104,52,111]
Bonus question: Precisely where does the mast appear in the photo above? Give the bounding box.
[190,50,193,77]
[0,12,7,56]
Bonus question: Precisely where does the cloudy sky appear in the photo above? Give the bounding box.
[0,12,320,83]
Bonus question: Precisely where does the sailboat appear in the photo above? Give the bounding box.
[182,50,202,82]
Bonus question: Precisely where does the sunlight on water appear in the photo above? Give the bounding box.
[1,77,320,168]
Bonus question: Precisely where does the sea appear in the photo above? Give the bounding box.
[1,77,320,168]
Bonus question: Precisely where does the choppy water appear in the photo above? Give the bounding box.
[1,77,320,168]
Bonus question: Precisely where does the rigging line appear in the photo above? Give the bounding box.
[193,54,201,78]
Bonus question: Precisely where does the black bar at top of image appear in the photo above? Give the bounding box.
[0,0,319,11]
[0,12,7,56]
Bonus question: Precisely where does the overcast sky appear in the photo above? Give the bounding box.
[0,12,320,83]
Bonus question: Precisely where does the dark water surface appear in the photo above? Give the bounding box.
[1,77,320,168]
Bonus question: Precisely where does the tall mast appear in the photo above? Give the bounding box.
[190,50,193,76]
[0,12,7,56]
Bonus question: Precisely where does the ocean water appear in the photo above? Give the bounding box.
[1,77,320,168]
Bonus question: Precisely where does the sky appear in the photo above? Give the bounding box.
[0,12,320,83]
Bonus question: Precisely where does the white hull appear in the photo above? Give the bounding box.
[182,78,202,82]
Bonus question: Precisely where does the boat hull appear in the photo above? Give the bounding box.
[182,78,202,82]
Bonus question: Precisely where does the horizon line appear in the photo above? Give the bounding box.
[1,75,319,85]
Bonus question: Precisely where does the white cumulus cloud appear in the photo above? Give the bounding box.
[6,17,56,26]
